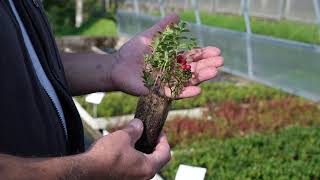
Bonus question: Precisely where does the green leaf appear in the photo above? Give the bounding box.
[142,21,198,97]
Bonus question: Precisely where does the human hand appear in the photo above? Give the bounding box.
[111,13,223,98]
[85,119,171,180]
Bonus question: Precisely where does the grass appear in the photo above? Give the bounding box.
[152,10,320,44]
[55,18,117,37]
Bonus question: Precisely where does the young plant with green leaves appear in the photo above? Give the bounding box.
[135,22,198,153]
[142,21,198,97]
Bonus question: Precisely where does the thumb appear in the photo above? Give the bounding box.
[142,13,180,38]
[122,118,144,146]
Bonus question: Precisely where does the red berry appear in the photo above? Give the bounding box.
[181,59,187,65]
[180,64,191,70]
[181,64,187,70]
[185,65,191,70]
[177,54,187,65]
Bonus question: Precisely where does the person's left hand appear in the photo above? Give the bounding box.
[111,13,224,98]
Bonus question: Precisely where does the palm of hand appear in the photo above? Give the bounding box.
[112,33,152,96]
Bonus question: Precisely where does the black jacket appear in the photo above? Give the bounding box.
[0,0,84,156]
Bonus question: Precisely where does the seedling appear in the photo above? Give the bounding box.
[135,22,198,153]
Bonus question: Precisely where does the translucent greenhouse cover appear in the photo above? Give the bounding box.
[120,0,319,23]
[117,10,320,102]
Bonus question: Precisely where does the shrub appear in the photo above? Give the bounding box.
[161,126,320,179]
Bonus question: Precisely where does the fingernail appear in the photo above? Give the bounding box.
[129,119,143,130]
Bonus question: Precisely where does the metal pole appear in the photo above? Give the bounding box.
[284,0,291,20]
[243,0,253,78]
[243,0,252,34]
[313,0,320,30]
[279,0,287,20]
[134,0,142,34]
[158,0,165,17]
[134,0,139,14]
[240,0,245,15]
[210,0,216,13]
[314,0,320,52]
[191,0,201,25]
[190,0,204,47]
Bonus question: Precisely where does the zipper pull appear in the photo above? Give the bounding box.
[33,0,39,8]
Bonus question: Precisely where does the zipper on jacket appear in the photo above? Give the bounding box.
[32,0,39,8]
[43,88,68,141]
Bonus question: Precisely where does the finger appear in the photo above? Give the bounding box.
[190,67,218,85]
[191,56,224,72]
[185,46,221,62]
[146,132,171,171]
[121,119,144,146]
[142,13,180,38]
[165,86,202,99]
[177,86,202,98]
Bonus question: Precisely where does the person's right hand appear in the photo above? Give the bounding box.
[84,119,171,180]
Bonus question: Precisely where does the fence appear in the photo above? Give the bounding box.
[116,1,320,102]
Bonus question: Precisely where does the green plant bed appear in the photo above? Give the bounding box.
[55,18,117,37]
[76,82,289,118]
[106,94,320,147]
[161,126,320,179]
